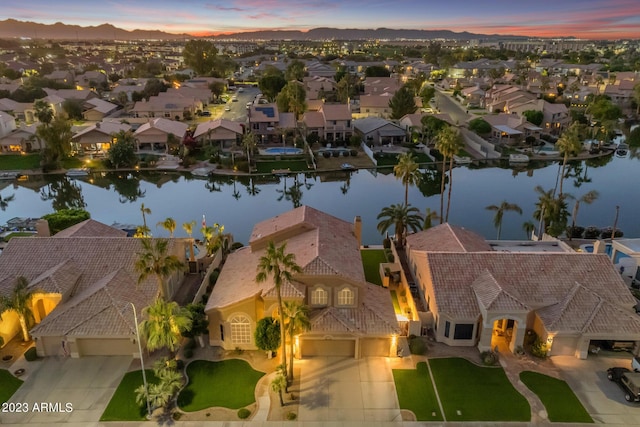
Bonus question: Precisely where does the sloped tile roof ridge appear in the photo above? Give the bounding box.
[575,283,605,333]
[363,303,400,334]
[302,256,339,276]
[311,306,357,332]
[29,258,81,295]
[471,269,501,307]
[263,279,305,299]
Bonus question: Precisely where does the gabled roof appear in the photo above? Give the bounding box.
[353,117,402,134]
[193,119,243,139]
[472,270,529,312]
[71,122,131,141]
[134,118,188,138]
[321,104,351,121]
[29,259,81,295]
[407,223,493,253]
[54,219,127,238]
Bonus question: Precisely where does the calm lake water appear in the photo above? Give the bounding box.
[1,151,638,245]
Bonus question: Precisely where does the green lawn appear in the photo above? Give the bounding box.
[360,249,386,286]
[429,358,530,422]
[0,369,23,404]
[0,154,40,171]
[393,362,443,421]
[255,160,309,173]
[100,370,158,421]
[520,371,593,423]
[177,359,264,411]
[390,290,401,314]
[2,232,35,242]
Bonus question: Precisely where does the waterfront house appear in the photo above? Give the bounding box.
[133,117,188,153]
[70,121,131,155]
[301,103,352,143]
[354,117,407,146]
[248,103,296,144]
[193,119,244,149]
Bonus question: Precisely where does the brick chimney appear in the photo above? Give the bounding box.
[353,216,362,248]
[35,219,50,237]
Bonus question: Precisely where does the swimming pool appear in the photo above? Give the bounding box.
[263,147,303,155]
[536,144,559,155]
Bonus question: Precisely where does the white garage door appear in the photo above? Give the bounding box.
[301,339,355,357]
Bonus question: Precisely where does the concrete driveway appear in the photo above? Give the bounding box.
[1,356,131,425]
[297,357,402,422]
[553,352,640,426]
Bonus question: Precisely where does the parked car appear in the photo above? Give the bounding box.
[607,367,640,402]
[201,111,211,117]
[224,106,231,111]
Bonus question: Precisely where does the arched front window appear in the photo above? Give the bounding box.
[230,314,251,344]
[311,287,328,306]
[337,287,354,306]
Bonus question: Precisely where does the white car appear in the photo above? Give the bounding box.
[231,96,238,102]
[238,87,244,93]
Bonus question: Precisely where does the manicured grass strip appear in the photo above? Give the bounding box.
[0,369,23,403]
[392,362,443,421]
[430,357,530,422]
[520,371,593,423]
[390,290,401,314]
[178,359,264,411]
[0,154,40,171]
[100,370,158,421]
[255,160,309,173]
[360,249,386,286]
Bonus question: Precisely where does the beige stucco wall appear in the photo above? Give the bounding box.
[207,297,262,350]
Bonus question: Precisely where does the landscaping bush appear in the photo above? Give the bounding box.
[209,270,219,286]
[349,135,361,147]
[583,226,600,239]
[408,336,426,355]
[286,411,297,420]
[350,149,358,156]
[322,151,331,158]
[382,237,391,249]
[235,160,249,172]
[332,150,340,157]
[600,227,623,239]
[524,329,537,346]
[185,339,197,350]
[480,350,499,366]
[384,248,394,263]
[176,359,185,370]
[237,408,251,419]
[307,133,320,145]
[184,348,194,359]
[531,338,548,358]
[24,347,37,361]
[566,226,585,239]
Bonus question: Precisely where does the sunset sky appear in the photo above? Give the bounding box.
[4,0,640,39]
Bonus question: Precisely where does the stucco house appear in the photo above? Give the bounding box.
[133,117,188,153]
[0,124,42,153]
[353,117,406,146]
[205,206,399,358]
[0,219,191,357]
[248,103,295,144]
[302,103,352,142]
[70,121,131,155]
[405,224,640,359]
[193,119,244,149]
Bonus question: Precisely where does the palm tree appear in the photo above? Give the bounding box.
[568,190,599,240]
[522,221,536,240]
[0,276,36,342]
[422,207,440,230]
[139,298,192,354]
[135,357,184,412]
[182,220,196,238]
[255,242,302,383]
[282,301,310,382]
[393,152,421,206]
[533,186,569,238]
[242,132,257,167]
[485,201,523,240]
[139,203,152,237]
[555,122,582,196]
[157,217,176,238]
[271,372,287,407]
[376,204,423,248]
[135,238,184,300]
[533,186,555,239]
[435,126,464,222]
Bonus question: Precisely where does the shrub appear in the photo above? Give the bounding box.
[600,227,623,239]
[322,151,331,158]
[524,329,538,346]
[480,350,499,366]
[237,408,251,419]
[184,348,194,359]
[408,336,426,355]
[566,225,585,239]
[382,238,391,249]
[332,150,340,157]
[468,118,491,134]
[235,160,249,172]
[185,339,197,350]
[307,133,320,145]
[176,359,185,370]
[584,226,600,239]
[24,347,37,361]
[531,338,548,358]
[209,270,219,286]
[350,149,358,156]
[286,411,297,420]
[349,135,362,147]
[384,248,394,263]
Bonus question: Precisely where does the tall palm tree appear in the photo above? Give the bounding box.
[522,221,536,240]
[568,190,599,240]
[135,238,184,300]
[423,207,440,230]
[0,276,36,342]
[182,220,196,238]
[255,242,302,383]
[157,217,176,238]
[485,201,523,240]
[376,204,423,248]
[282,300,310,382]
[242,132,257,167]
[435,126,464,222]
[393,152,421,206]
[139,203,152,237]
[533,186,569,238]
[555,122,582,196]
[139,298,192,353]
[533,186,555,239]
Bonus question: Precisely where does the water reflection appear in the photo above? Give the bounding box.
[0,193,15,211]
[40,176,86,211]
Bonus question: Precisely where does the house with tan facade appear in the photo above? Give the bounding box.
[133,117,188,153]
[248,103,295,144]
[404,224,640,359]
[205,206,399,358]
[301,103,352,142]
[70,121,131,155]
[0,219,191,357]
[193,119,244,149]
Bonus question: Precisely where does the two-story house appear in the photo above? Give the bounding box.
[248,103,295,144]
[205,206,399,358]
[302,103,352,142]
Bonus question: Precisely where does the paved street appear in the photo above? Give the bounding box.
[434,88,471,126]
[220,86,261,122]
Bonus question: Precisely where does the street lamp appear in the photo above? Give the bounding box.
[130,302,152,419]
